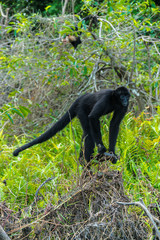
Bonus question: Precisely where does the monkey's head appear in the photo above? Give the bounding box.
[62,35,82,49]
[114,86,130,107]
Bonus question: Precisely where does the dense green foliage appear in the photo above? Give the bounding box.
[2,0,160,16]
[0,0,160,231]
[1,0,83,15]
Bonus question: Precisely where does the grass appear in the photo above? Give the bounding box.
[0,109,160,210]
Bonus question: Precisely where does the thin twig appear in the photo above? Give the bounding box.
[88,60,101,91]
[31,177,54,206]
[130,27,136,83]
[83,50,99,62]
[35,177,54,201]
[99,21,102,39]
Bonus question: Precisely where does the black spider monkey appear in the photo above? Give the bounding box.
[63,15,98,49]
[13,86,130,164]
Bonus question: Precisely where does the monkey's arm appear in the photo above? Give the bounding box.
[109,110,126,154]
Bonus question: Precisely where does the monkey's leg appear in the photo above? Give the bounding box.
[78,112,95,163]
[83,134,95,163]
[89,118,107,154]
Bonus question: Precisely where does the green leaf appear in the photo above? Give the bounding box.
[45,5,51,11]
[19,106,31,117]
[5,112,13,123]
[155,82,158,88]
[83,66,87,75]
[11,108,24,118]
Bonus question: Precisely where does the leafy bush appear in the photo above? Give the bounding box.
[115,107,160,203]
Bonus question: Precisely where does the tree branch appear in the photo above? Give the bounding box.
[0,225,11,240]
[117,199,160,239]
[31,177,54,207]
[0,4,9,25]
[99,18,120,38]
[62,0,69,15]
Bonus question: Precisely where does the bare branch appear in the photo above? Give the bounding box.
[62,0,69,15]
[0,225,11,240]
[88,60,100,91]
[31,177,54,206]
[153,42,160,56]
[117,199,160,239]
[99,21,102,39]
[130,27,136,83]
[99,18,120,38]
[0,4,9,25]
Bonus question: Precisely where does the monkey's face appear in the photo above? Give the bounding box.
[119,94,130,107]
[115,87,130,107]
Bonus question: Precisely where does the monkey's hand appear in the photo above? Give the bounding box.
[104,152,119,164]
[97,144,107,154]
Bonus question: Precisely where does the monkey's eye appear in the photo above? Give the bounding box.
[120,95,125,100]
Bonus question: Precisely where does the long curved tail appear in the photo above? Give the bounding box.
[13,101,78,156]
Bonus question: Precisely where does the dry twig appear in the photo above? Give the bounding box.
[0,225,11,240]
[117,198,160,239]
[31,177,54,206]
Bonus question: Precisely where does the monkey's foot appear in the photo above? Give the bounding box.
[104,152,119,164]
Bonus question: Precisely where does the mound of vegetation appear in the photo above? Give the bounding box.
[1,167,160,239]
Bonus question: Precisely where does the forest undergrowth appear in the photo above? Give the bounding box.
[0,110,160,239]
[0,0,160,238]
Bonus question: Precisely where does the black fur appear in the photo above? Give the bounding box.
[13,86,130,164]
